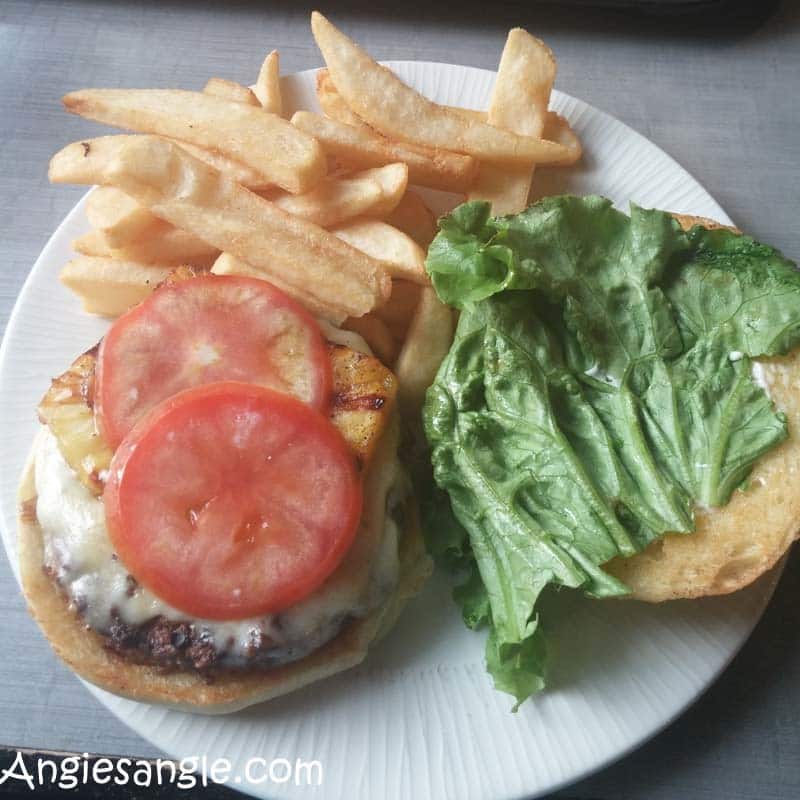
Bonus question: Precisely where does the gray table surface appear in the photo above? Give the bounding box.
[1,1,799,798]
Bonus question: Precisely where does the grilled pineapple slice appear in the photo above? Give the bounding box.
[37,350,113,495]
[38,341,397,497]
[328,343,397,468]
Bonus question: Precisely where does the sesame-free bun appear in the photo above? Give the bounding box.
[606,349,800,601]
[606,215,799,601]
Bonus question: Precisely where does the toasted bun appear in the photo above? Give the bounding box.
[607,350,800,601]
[607,214,799,601]
[17,430,430,713]
[670,212,739,235]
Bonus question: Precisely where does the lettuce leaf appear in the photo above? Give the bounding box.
[423,196,800,707]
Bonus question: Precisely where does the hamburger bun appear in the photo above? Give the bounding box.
[607,214,800,601]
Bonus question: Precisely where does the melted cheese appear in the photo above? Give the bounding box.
[316,319,371,354]
[35,424,404,667]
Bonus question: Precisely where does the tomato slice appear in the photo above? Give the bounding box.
[104,382,363,620]
[95,275,331,448]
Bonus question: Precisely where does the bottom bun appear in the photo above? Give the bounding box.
[17,431,431,714]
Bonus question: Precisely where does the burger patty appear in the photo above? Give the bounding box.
[34,336,407,674]
[104,597,353,674]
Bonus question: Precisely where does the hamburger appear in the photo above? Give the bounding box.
[18,273,430,713]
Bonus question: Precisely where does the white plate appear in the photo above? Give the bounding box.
[0,62,781,800]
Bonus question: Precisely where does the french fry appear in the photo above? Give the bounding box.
[311,12,570,165]
[469,29,556,215]
[490,31,555,139]
[542,112,582,166]
[291,111,478,193]
[445,106,484,122]
[359,163,409,217]
[62,89,325,193]
[254,50,282,115]
[50,136,390,317]
[164,139,269,189]
[101,205,164,247]
[203,78,259,106]
[374,280,422,338]
[468,166,527,215]
[60,256,173,317]
[450,106,581,167]
[394,287,455,417]
[72,225,220,268]
[384,191,438,249]
[344,314,397,365]
[85,186,139,229]
[71,229,116,257]
[262,163,408,228]
[316,69,370,130]
[49,136,174,194]
[332,219,429,284]
[210,253,347,325]
[317,74,581,171]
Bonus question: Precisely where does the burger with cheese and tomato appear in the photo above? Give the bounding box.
[17,274,430,712]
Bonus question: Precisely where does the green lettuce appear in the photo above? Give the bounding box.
[423,196,800,707]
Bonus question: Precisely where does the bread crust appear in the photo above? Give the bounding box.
[671,212,739,234]
[18,429,430,713]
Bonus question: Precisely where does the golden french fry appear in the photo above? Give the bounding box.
[71,229,113,257]
[490,30,555,138]
[60,256,173,317]
[291,111,478,193]
[469,29,556,215]
[164,139,269,189]
[85,186,139,229]
[101,205,163,247]
[203,78,259,106]
[332,219,429,285]
[62,88,325,193]
[384,191,438,249]
[445,106,484,122]
[50,136,389,317]
[320,73,580,173]
[84,143,267,195]
[210,253,348,325]
[72,225,219,268]
[394,287,455,417]
[374,280,422,336]
[316,69,370,130]
[359,163,409,217]
[311,13,570,165]
[254,50,282,115]
[542,112,582,166]
[131,227,219,268]
[448,105,581,165]
[51,137,143,185]
[315,74,583,194]
[262,163,407,228]
[344,314,397,365]
[469,165,529,215]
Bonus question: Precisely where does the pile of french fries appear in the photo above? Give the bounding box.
[49,12,580,413]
